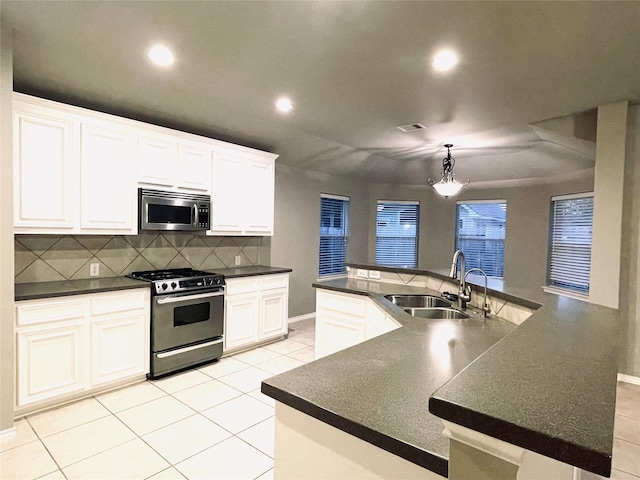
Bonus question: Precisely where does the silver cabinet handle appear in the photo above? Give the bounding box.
[156,290,224,304]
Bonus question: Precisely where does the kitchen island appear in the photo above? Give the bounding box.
[261,265,621,479]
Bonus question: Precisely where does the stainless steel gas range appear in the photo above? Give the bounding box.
[129,268,225,379]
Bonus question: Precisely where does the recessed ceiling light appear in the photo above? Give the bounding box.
[432,50,458,72]
[275,97,295,113]
[148,44,174,67]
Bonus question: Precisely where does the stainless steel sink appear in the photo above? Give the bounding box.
[384,294,452,309]
[403,307,470,319]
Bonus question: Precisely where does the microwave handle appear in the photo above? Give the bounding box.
[193,203,199,228]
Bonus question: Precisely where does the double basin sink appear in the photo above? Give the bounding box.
[384,294,470,319]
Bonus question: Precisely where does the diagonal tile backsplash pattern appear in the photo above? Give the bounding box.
[15,234,271,283]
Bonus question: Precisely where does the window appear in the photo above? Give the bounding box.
[547,193,594,295]
[376,201,419,267]
[319,194,350,277]
[455,200,507,278]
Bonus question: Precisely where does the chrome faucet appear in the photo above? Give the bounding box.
[449,250,471,309]
[464,268,491,318]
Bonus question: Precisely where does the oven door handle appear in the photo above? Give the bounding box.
[156,290,224,304]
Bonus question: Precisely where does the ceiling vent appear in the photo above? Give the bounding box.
[397,123,426,133]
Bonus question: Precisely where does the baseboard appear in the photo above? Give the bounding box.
[289,312,315,324]
[618,373,640,386]
[0,425,16,441]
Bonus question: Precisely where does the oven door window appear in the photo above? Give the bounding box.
[174,302,210,326]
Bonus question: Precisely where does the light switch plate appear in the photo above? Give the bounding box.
[368,270,381,279]
[356,269,368,278]
[235,255,242,266]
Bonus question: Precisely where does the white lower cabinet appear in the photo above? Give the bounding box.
[315,290,399,359]
[224,273,289,353]
[15,289,150,414]
[89,291,149,386]
[17,321,86,407]
[225,293,260,351]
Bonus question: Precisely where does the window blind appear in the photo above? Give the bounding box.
[455,201,507,278]
[319,194,350,277]
[376,201,419,267]
[548,193,593,294]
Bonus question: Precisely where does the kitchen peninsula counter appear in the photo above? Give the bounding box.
[261,269,621,478]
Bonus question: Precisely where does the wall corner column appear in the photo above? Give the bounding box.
[590,101,628,309]
[0,13,15,433]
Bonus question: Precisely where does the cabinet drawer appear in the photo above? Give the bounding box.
[16,298,85,326]
[91,290,146,315]
[226,277,259,295]
[317,291,367,317]
[260,274,289,291]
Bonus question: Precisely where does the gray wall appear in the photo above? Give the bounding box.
[271,164,369,317]
[366,176,594,292]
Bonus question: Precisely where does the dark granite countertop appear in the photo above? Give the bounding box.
[15,265,291,301]
[210,265,292,278]
[262,277,517,477]
[15,276,149,301]
[262,275,621,478]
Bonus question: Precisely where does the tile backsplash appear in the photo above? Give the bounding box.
[15,233,271,283]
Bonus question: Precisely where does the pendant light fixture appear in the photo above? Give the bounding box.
[427,144,470,198]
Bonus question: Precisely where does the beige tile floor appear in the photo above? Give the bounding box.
[1,317,639,480]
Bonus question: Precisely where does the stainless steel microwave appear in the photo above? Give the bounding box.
[138,188,210,231]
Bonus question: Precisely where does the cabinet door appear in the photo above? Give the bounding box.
[210,149,245,234]
[80,122,137,232]
[259,288,288,340]
[178,143,211,192]
[91,313,147,386]
[224,294,259,351]
[244,156,275,235]
[315,311,365,359]
[16,323,85,407]
[13,109,75,230]
[138,134,177,187]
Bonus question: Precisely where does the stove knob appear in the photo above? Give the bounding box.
[161,283,168,290]
[171,282,177,289]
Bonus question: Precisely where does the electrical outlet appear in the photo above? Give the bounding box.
[234,255,241,266]
[368,270,381,280]
[89,263,100,277]
[356,269,368,278]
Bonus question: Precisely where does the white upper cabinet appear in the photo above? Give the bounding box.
[209,147,277,236]
[178,142,211,192]
[13,102,76,232]
[13,93,277,235]
[138,132,211,193]
[138,134,176,187]
[80,121,137,232]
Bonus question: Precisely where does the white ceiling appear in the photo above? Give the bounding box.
[2,1,639,186]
